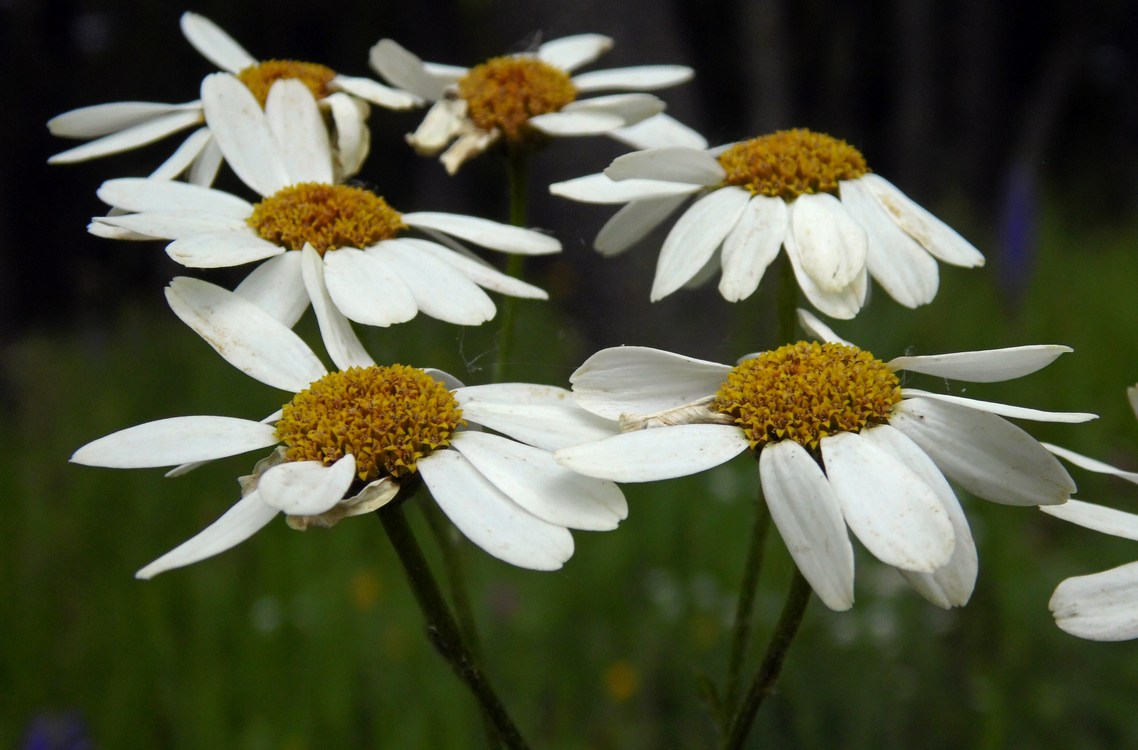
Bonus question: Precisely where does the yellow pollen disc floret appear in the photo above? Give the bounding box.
[717,129,869,200]
[247,183,406,255]
[275,365,466,482]
[712,341,900,452]
[236,60,337,107]
[457,56,578,141]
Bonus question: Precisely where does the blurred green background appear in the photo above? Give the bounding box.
[4,0,1138,748]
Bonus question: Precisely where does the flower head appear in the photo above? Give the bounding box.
[369,34,705,173]
[555,309,1092,610]
[89,74,559,369]
[48,12,419,182]
[550,128,986,318]
[71,278,626,578]
[1040,384,1138,640]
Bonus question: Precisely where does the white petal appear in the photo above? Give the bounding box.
[264,79,334,184]
[1043,443,1138,485]
[420,450,574,570]
[823,431,954,572]
[456,383,619,451]
[72,416,277,468]
[537,34,612,72]
[900,388,1097,423]
[451,431,626,530]
[555,93,664,124]
[760,440,855,611]
[528,110,625,135]
[890,396,1075,506]
[48,100,199,138]
[1050,561,1138,641]
[147,127,213,180]
[257,456,356,515]
[299,245,376,370]
[861,174,985,267]
[331,73,421,109]
[595,193,690,256]
[136,491,278,579]
[375,240,495,324]
[322,247,418,327]
[606,113,709,151]
[95,211,247,240]
[167,231,284,268]
[368,39,451,101]
[651,187,750,301]
[783,229,865,319]
[888,345,1073,382]
[1041,499,1138,541]
[439,129,496,174]
[164,413,281,478]
[201,73,291,196]
[180,11,256,72]
[570,346,730,420]
[405,99,467,154]
[605,147,724,185]
[97,177,253,216]
[325,92,369,178]
[400,238,548,298]
[403,212,560,255]
[839,177,939,308]
[233,251,309,326]
[572,65,694,91]
[794,308,849,344]
[549,173,701,204]
[48,109,204,164]
[862,425,977,607]
[789,193,867,292]
[166,276,326,391]
[718,195,787,302]
[188,136,224,186]
[555,424,749,482]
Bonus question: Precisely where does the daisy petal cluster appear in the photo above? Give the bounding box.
[48,12,419,182]
[89,73,559,368]
[1040,384,1138,641]
[550,129,986,317]
[71,278,627,578]
[554,310,1091,610]
[370,35,705,174]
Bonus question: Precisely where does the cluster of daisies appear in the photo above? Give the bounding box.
[60,13,1138,641]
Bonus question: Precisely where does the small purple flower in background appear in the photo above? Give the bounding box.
[21,711,91,750]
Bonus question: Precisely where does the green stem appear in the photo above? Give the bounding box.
[722,568,813,750]
[720,486,772,731]
[493,150,530,383]
[378,501,529,750]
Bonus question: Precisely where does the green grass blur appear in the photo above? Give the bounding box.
[5,203,1138,749]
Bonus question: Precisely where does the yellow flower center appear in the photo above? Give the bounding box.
[717,129,869,200]
[247,183,406,255]
[276,365,465,482]
[457,56,578,141]
[236,60,337,107]
[713,341,900,451]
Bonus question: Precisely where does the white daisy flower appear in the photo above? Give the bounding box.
[369,34,705,174]
[1040,384,1138,641]
[549,128,986,318]
[48,11,419,182]
[554,309,1092,611]
[70,277,626,579]
[90,73,559,369]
